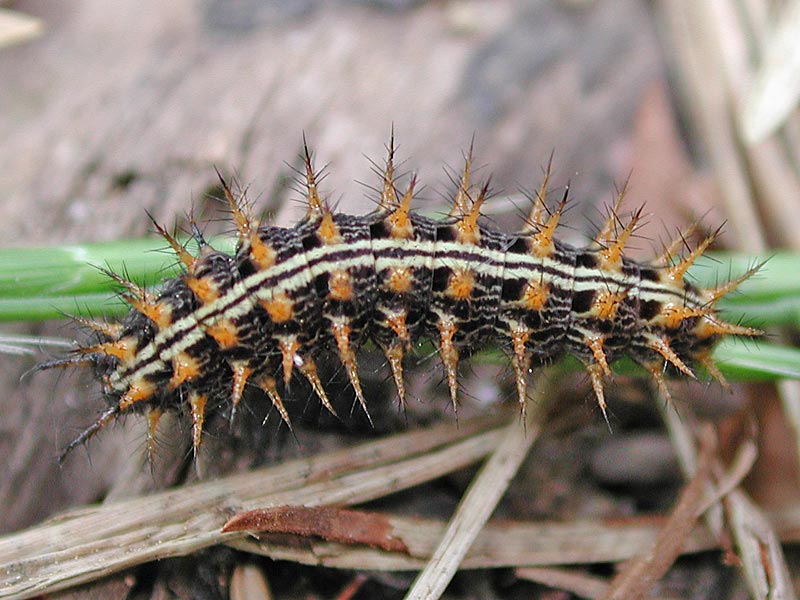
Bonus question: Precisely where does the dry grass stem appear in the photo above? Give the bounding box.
[779,380,800,471]
[227,507,800,572]
[657,1,766,251]
[742,0,800,143]
[705,0,800,252]
[0,8,41,49]
[724,490,798,599]
[658,401,725,535]
[0,415,506,600]
[695,433,758,517]
[659,4,800,596]
[601,427,716,600]
[663,0,800,477]
[228,514,716,571]
[229,562,273,600]
[659,402,796,600]
[403,380,547,600]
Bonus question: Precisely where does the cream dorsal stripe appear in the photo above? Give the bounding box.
[39,135,762,462]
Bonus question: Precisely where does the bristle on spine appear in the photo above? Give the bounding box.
[39,134,763,463]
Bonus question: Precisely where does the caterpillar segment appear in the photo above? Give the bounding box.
[433,174,497,413]
[39,137,762,461]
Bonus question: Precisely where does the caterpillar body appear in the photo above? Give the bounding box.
[42,137,760,460]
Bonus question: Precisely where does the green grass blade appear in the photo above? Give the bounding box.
[0,240,797,382]
[711,338,800,381]
[0,237,235,321]
[694,252,800,327]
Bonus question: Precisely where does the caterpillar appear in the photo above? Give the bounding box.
[40,136,761,461]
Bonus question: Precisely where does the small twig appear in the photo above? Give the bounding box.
[223,506,408,553]
[724,490,797,600]
[404,378,549,600]
[601,426,716,600]
[695,432,758,517]
[658,382,797,600]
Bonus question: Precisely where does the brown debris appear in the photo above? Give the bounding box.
[223,506,409,553]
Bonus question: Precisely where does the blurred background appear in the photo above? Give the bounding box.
[1,1,799,598]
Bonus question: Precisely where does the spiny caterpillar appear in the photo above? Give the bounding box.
[41,135,761,461]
